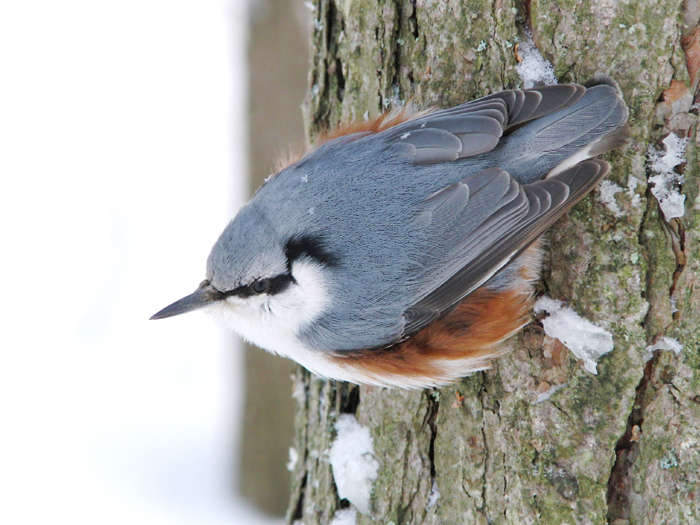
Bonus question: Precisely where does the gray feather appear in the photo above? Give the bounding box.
[205,80,629,353]
[402,160,607,336]
[387,84,588,166]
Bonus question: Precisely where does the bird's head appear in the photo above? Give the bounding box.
[150,203,336,354]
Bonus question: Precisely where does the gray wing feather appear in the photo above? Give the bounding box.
[511,90,542,123]
[402,160,608,337]
[417,169,521,248]
[483,84,586,125]
[507,85,627,164]
[388,84,586,165]
[403,128,461,164]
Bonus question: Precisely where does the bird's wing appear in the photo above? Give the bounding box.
[401,160,610,337]
[383,84,586,165]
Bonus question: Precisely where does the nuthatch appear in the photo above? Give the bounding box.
[152,76,629,389]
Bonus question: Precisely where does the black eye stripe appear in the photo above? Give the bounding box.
[220,273,295,298]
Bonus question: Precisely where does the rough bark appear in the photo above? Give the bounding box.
[286,1,700,523]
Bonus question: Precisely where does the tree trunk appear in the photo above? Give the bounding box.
[238,0,309,515]
[286,1,700,523]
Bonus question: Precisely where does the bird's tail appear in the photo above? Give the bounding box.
[498,75,629,184]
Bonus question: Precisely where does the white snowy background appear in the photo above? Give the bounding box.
[0,1,282,524]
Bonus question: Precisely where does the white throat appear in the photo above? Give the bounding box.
[207,258,329,359]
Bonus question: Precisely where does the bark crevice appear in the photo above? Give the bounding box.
[606,19,698,516]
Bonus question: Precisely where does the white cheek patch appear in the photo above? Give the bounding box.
[285,258,331,323]
[205,258,330,360]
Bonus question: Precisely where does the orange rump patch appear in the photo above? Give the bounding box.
[272,104,434,172]
[329,243,543,386]
[329,282,533,384]
[314,104,431,146]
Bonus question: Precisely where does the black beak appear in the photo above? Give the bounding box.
[150,281,221,320]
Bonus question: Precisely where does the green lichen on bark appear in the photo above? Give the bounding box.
[287,0,700,523]
[305,0,521,134]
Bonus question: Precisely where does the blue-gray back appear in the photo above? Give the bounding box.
[209,80,629,352]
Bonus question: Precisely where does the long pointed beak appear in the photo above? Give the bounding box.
[150,281,222,320]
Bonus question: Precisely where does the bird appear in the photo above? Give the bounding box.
[151,76,629,389]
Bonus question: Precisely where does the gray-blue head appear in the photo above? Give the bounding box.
[150,196,339,360]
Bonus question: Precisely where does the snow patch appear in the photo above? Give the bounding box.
[287,447,298,472]
[598,180,624,217]
[427,480,441,509]
[644,337,683,362]
[598,176,642,218]
[626,175,642,209]
[329,508,357,525]
[534,297,614,374]
[516,34,557,88]
[329,415,379,515]
[647,133,689,220]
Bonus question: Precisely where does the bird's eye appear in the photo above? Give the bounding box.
[250,279,269,294]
